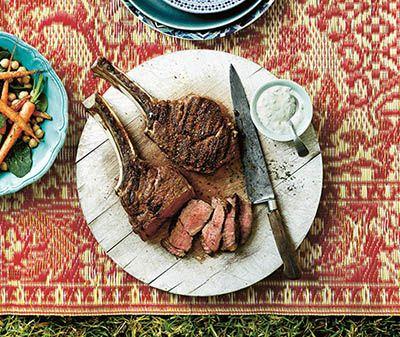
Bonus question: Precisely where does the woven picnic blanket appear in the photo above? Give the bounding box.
[0,0,399,315]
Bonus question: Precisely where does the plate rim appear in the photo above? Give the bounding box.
[0,32,68,196]
[163,0,248,15]
[128,0,263,31]
[120,0,275,40]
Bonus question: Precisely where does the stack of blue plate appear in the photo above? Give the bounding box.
[120,0,275,40]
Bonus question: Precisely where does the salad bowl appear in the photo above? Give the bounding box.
[0,32,68,196]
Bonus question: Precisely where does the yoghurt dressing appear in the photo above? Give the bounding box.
[256,85,304,135]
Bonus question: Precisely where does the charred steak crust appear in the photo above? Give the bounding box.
[92,58,239,174]
[147,96,238,173]
[83,94,195,242]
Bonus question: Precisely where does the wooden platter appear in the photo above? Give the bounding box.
[76,50,323,296]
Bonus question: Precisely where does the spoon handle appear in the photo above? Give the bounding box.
[289,121,309,157]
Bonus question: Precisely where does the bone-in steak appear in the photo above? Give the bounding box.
[83,94,195,241]
[91,57,238,174]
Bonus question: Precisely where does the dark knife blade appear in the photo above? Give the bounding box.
[229,64,275,205]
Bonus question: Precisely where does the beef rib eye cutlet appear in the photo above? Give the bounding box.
[83,94,195,241]
[91,57,238,174]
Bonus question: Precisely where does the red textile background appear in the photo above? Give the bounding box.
[0,0,399,315]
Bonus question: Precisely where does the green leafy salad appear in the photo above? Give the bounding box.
[0,46,51,178]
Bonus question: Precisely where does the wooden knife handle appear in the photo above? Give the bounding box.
[268,209,302,280]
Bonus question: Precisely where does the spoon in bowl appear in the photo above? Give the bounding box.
[287,96,309,157]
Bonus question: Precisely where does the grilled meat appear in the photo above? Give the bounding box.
[221,194,239,252]
[238,197,253,244]
[201,198,226,254]
[162,199,213,257]
[91,57,238,174]
[83,94,195,241]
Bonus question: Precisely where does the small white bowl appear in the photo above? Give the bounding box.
[250,79,313,142]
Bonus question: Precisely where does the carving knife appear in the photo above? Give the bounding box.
[229,65,301,279]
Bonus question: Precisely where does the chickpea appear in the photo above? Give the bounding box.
[0,162,8,171]
[22,135,30,143]
[17,78,22,84]
[18,66,26,72]
[18,91,29,99]
[11,60,19,70]
[35,128,44,139]
[24,83,32,89]
[11,99,20,106]
[22,76,30,84]
[0,58,9,68]
[33,124,40,132]
[8,93,16,101]
[29,138,38,148]
[36,117,44,123]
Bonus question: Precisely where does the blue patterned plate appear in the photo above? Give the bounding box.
[128,0,262,31]
[164,0,247,14]
[0,32,68,196]
[121,0,275,40]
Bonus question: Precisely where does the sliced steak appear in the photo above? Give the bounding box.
[238,197,253,244]
[201,198,226,254]
[221,194,239,252]
[179,199,213,235]
[166,220,193,252]
[161,239,186,258]
[92,58,238,174]
[83,94,195,241]
[163,199,213,257]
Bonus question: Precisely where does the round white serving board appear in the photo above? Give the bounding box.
[76,50,323,297]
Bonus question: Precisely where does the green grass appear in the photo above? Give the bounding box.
[0,316,400,337]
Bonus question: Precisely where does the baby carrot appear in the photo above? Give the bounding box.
[11,95,31,111]
[0,100,37,139]
[1,43,17,103]
[0,44,17,135]
[0,100,35,164]
[0,73,45,163]
[0,69,36,81]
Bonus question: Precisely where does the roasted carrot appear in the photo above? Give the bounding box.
[0,69,36,81]
[11,95,31,111]
[0,100,36,139]
[0,119,6,135]
[32,111,52,120]
[0,44,17,135]
[0,100,35,164]
[0,74,45,163]
[1,44,17,103]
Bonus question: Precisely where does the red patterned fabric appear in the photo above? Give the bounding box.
[0,0,399,315]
